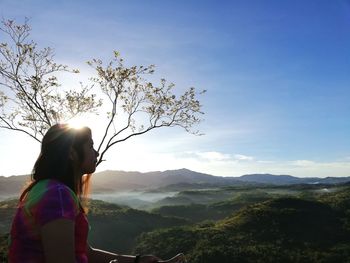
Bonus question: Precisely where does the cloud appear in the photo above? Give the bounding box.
[196,151,231,161]
[290,160,316,167]
[257,160,275,164]
[234,154,254,161]
[185,151,254,163]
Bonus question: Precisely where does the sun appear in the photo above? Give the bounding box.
[67,116,87,129]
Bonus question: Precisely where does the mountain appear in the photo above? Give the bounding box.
[237,174,303,184]
[237,173,350,185]
[0,175,28,199]
[91,169,350,190]
[1,169,350,200]
[90,168,242,192]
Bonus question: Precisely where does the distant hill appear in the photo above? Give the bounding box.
[90,168,242,192]
[1,169,350,199]
[90,169,350,191]
[236,173,350,185]
[237,174,303,184]
[0,175,28,199]
[151,191,274,223]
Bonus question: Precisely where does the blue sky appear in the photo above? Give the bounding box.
[1,0,350,177]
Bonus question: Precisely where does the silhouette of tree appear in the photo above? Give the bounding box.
[0,19,205,165]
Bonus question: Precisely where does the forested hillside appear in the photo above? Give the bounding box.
[134,187,350,263]
[87,200,188,252]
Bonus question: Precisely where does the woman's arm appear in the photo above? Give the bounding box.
[41,219,146,263]
[41,218,76,263]
[87,244,134,263]
[41,220,178,263]
[87,244,160,263]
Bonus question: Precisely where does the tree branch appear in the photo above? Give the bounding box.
[0,116,40,142]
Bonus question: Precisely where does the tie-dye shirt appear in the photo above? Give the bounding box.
[8,179,89,263]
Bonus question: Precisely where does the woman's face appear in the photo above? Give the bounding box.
[80,136,99,174]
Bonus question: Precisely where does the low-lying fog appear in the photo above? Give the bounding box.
[90,191,179,210]
[0,191,179,210]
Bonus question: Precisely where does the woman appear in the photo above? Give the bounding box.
[8,124,184,263]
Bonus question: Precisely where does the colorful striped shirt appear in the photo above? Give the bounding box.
[8,179,89,262]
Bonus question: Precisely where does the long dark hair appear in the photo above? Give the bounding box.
[20,124,92,205]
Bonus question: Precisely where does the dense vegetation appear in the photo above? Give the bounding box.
[152,191,276,222]
[134,187,350,262]
[86,200,188,252]
[0,184,349,262]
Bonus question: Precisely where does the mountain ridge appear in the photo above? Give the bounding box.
[1,168,350,199]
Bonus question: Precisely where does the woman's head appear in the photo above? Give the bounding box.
[21,124,99,200]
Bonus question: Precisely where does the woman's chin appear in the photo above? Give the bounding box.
[82,167,96,175]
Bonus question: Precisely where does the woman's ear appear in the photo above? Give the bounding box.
[69,148,79,161]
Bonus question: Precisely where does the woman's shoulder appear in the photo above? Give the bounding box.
[38,179,72,190]
[30,179,76,196]
[25,179,80,210]
[21,179,82,225]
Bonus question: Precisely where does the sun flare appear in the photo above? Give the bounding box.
[67,116,87,129]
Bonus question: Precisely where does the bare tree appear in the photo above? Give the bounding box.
[0,19,205,166]
[0,19,101,142]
